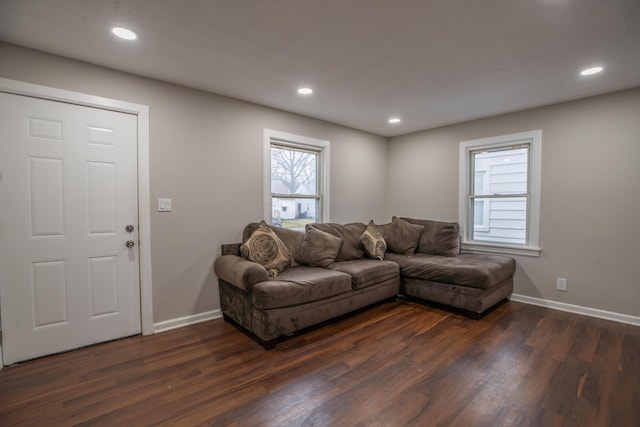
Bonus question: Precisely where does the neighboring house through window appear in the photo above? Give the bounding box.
[473,170,489,231]
[459,130,541,256]
[263,129,330,228]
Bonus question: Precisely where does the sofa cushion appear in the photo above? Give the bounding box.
[377,217,425,255]
[240,222,291,276]
[400,217,460,256]
[360,221,387,260]
[295,226,343,268]
[244,222,304,267]
[308,222,366,261]
[332,259,399,290]
[386,252,515,290]
[251,267,352,310]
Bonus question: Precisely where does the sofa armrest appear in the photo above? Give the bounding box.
[214,255,269,292]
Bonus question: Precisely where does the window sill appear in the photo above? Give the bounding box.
[461,242,541,257]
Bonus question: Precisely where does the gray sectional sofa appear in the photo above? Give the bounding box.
[214,217,515,349]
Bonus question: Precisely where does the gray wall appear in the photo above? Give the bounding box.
[0,42,389,323]
[2,41,638,322]
[388,88,640,317]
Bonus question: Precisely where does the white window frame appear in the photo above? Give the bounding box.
[459,130,542,257]
[473,171,490,232]
[263,129,330,225]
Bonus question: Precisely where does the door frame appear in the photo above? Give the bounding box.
[0,77,154,337]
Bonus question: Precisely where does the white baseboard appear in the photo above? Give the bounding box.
[510,294,640,327]
[153,309,223,334]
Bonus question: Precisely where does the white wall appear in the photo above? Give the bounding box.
[388,88,640,317]
[0,42,389,324]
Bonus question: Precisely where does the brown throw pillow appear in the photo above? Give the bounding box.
[360,221,386,260]
[306,222,366,261]
[377,217,425,255]
[295,226,343,268]
[240,222,291,276]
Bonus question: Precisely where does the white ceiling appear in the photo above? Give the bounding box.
[1,0,639,137]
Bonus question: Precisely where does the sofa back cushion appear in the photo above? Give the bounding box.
[400,217,460,256]
[377,217,425,255]
[308,222,366,261]
[243,222,304,266]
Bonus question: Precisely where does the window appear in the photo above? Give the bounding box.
[473,171,489,231]
[459,130,541,256]
[264,129,330,228]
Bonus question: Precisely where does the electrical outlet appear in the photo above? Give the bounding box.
[556,277,567,291]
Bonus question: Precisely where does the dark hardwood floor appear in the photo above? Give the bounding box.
[0,299,638,426]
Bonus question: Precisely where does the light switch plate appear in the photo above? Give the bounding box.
[158,198,172,212]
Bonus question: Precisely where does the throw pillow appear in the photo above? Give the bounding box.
[360,221,386,260]
[240,222,291,276]
[308,222,366,261]
[295,226,343,268]
[242,222,304,267]
[377,217,425,255]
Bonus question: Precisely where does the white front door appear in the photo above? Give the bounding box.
[0,92,141,365]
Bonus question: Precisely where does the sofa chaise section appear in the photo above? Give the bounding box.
[386,252,515,316]
[391,217,516,316]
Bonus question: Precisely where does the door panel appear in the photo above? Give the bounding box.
[28,156,66,237]
[89,256,119,318]
[0,92,141,365]
[87,161,117,234]
[31,260,68,328]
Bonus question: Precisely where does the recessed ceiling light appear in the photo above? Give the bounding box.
[112,27,138,41]
[388,117,401,124]
[580,66,603,76]
[297,87,313,95]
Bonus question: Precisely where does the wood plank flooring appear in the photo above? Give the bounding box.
[0,299,638,426]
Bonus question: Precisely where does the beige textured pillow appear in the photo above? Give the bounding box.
[360,221,386,260]
[295,226,343,268]
[240,223,291,276]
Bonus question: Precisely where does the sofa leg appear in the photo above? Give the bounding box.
[467,297,509,319]
[467,311,484,320]
[222,312,279,350]
[261,338,278,350]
